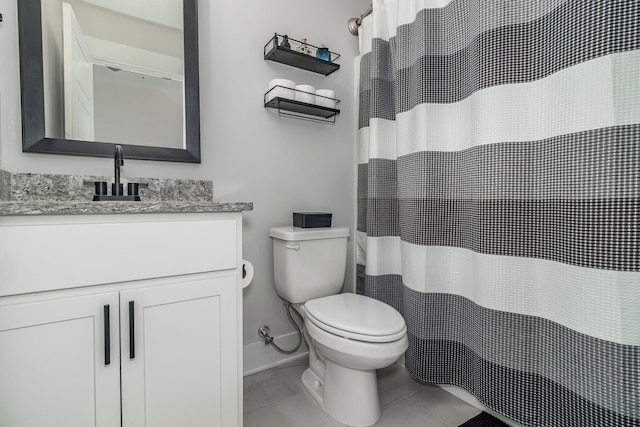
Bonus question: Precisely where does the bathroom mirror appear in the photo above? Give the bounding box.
[18,0,201,162]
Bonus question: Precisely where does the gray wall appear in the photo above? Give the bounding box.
[0,0,369,370]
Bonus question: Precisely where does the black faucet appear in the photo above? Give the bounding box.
[84,144,146,201]
[113,145,124,196]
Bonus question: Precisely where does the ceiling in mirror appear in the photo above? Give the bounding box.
[18,0,200,163]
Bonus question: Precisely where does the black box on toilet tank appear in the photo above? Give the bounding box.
[293,212,332,228]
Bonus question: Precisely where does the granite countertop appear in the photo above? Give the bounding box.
[0,170,252,216]
[0,200,253,216]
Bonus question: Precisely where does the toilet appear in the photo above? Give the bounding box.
[269,226,408,427]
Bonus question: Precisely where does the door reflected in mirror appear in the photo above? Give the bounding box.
[41,0,185,149]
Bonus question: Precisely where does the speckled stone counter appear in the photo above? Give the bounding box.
[2,171,214,202]
[0,200,253,216]
[0,169,10,201]
[0,169,252,216]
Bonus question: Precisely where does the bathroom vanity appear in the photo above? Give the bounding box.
[0,201,251,427]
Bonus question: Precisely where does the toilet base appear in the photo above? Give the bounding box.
[302,359,381,427]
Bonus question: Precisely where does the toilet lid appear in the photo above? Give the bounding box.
[304,293,406,342]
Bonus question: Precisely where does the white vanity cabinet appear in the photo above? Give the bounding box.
[0,290,122,427]
[120,275,237,427]
[0,212,244,427]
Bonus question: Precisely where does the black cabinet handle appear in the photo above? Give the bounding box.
[129,301,135,359]
[104,305,111,366]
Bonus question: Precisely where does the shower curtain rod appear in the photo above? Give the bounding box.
[347,5,372,36]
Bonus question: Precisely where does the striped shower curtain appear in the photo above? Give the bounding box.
[356,1,639,426]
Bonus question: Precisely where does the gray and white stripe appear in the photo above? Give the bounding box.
[357,0,640,425]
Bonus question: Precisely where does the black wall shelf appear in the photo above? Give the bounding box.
[265,97,340,118]
[264,87,341,124]
[264,34,340,76]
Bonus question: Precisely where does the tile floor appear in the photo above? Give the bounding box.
[243,359,482,427]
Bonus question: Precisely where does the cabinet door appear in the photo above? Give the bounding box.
[121,276,238,427]
[0,292,121,427]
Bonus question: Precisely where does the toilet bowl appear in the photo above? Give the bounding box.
[269,227,408,426]
[301,293,407,426]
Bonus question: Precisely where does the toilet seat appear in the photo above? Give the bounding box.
[304,293,406,343]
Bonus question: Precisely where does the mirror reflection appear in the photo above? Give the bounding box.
[41,0,185,149]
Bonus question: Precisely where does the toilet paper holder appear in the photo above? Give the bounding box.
[242,259,254,288]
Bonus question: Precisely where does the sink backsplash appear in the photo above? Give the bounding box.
[0,169,11,201]
[0,169,213,202]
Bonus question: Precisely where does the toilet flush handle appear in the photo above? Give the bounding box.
[285,243,300,251]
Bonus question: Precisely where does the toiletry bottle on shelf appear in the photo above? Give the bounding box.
[281,35,291,49]
[316,45,331,61]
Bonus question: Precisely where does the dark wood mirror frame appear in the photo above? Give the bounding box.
[17,0,201,163]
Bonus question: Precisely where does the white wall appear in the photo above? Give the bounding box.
[93,65,184,148]
[204,0,368,372]
[0,0,369,370]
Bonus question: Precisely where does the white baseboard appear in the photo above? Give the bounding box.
[243,331,309,376]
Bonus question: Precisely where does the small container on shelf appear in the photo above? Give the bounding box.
[280,34,291,49]
[296,39,312,55]
[316,45,331,62]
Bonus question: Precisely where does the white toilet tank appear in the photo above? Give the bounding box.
[269,226,350,303]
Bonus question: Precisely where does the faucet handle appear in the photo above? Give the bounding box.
[83,180,108,196]
[127,182,149,197]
